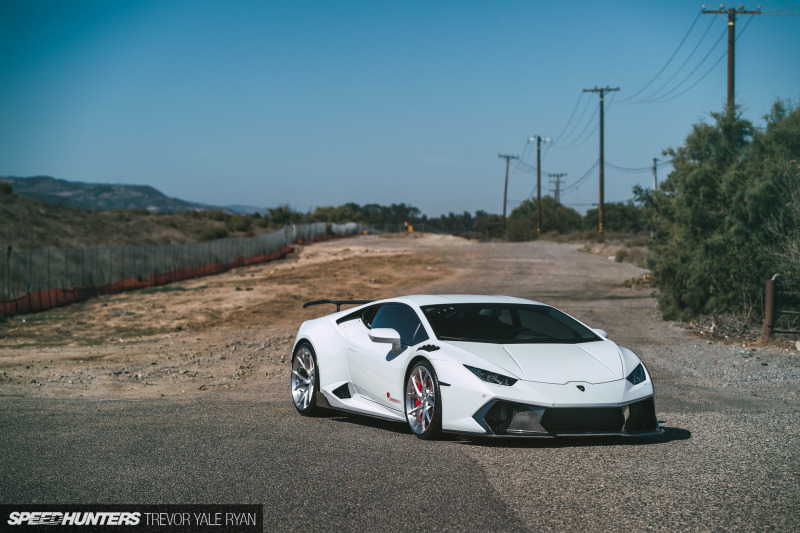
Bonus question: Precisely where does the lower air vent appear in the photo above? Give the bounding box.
[476,397,658,436]
[482,401,532,434]
[332,383,352,399]
[541,407,624,434]
[622,397,658,432]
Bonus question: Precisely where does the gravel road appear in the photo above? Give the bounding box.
[1,234,798,532]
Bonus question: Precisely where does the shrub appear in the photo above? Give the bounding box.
[197,227,229,241]
[507,196,582,240]
[228,214,252,233]
[639,101,800,320]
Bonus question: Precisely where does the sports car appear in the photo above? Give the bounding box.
[290,295,661,439]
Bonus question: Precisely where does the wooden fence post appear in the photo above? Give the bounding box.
[764,277,776,341]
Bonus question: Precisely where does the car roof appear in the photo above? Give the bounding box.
[388,294,547,307]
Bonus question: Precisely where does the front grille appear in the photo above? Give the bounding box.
[477,397,658,436]
[541,407,624,433]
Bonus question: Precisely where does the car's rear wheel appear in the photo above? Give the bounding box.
[291,342,318,415]
[405,360,442,439]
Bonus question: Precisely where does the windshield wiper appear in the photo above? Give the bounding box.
[438,336,485,342]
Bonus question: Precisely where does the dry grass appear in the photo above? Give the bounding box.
[0,194,272,250]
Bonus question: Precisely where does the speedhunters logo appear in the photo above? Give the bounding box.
[1,505,261,531]
[7,511,140,526]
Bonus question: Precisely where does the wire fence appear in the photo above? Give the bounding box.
[1,222,364,317]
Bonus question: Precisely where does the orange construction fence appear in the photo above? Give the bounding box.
[0,246,292,317]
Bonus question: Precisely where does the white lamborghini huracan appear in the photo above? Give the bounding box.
[291,295,661,439]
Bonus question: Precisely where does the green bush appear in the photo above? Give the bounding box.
[228,214,252,233]
[638,101,800,320]
[583,201,646,233]
[208,209,230,222]
[197,227,229,241]
[507,196,582,241]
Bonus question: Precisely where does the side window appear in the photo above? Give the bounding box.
[371,304,429,346]
[361,305,382,328]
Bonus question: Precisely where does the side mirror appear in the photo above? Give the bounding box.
[369,328,404,354]
[593,328,609,339]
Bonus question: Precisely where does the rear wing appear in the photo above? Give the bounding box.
[303,300,374,312]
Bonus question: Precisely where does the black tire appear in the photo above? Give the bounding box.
[290,342,319,416]
[404,360,442,440]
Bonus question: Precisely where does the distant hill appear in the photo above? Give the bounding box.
[0,191,278,250]
[0,176,214,213]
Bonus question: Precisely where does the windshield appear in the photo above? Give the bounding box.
[421,303,601,344]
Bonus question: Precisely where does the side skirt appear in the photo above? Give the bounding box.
[319,384,406,423]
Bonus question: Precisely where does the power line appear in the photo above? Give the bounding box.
[641,25,728,103]
[637,15,767,106]
[606,159,673,173]
[620,10,704,103]
[561,159,599,194]
[552,93,596,147]
[555,106,599,150]
[634,22,726,103]
[553,92,587,143]
[510,159,539,174]
[643,47,727,104]
[555,91,620,151]
[761,4,800,15]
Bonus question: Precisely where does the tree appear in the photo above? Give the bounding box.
[768,161,800,301]
[640,101,800,320]
[506,196,582,241]
[583,201,646,233]
[269,204,302,225]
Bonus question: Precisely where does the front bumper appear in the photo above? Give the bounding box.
[435,360,661,436]
[472,396,661,437]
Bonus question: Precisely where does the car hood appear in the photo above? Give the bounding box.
[445,340,623,384]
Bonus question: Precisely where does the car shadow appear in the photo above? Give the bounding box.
[455,425,691,448]
[317,410,691,445]
[322,411,412,435]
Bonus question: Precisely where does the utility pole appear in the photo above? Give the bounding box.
[548,173,567,204]
[583,86,619,234]
[653,158,658,191]
[498,153,518,232]
[527,136,551,233]
[702,4,761,113]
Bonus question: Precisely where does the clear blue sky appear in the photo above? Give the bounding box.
[1,0,798,216]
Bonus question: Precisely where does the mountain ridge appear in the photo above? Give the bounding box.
[0,176,263,214]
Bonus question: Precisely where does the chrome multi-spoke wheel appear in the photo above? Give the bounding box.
[291,343,317,415]
[405,361,441,439]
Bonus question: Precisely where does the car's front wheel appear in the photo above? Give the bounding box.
[405,360,442,439]
[291,342,318,416]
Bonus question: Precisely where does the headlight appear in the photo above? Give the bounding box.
[464,365,518,386]
[626,363,647,385]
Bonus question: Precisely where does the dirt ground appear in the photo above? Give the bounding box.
[1,232,796,402]
[0,234,459,399]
